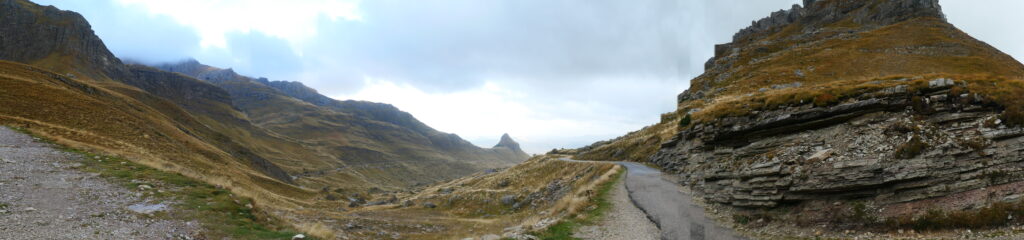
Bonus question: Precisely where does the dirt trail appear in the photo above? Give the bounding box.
[573,171,659,240]
[0,127,197,239]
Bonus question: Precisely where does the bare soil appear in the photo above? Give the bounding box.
[0,127,199,240]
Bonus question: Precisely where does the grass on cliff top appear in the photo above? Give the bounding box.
[533,169,624,240]
[7,126,304,239]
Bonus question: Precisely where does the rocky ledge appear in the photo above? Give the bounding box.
[653,79,1024,208]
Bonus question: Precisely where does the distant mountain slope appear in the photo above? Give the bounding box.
[0,0,527,215]
[0,0,315,210]
[155,59,528,188]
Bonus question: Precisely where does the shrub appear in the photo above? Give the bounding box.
[960,137,989,152]
[678,114,692,128]
[910,96,931,114]
[1002,105,1024,127]
[886,121,918,134]
[732,214,752,225]
[813,93,838,107]
[895,135,928,159]
[949,86,965,97]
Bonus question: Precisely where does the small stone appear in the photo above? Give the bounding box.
[138,185,153,191]
[291,234,306,240]
[423,202,437,208]
[501,195,517,206]
[481,234,501,240]
[24,207,36,211]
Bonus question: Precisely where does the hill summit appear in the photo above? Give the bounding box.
[577,0,1024,236]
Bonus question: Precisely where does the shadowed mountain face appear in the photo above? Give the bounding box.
[0,0,527,209]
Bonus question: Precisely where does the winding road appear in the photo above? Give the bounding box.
[563,158,744,240]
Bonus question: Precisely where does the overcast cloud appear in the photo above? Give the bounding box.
[34,0,1024,153]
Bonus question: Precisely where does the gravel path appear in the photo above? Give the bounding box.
[618,162,745,240]
[0,127,198,240]
[562,158,744,240]
[574,173,660,240]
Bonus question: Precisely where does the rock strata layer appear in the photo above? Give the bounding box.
[654,81,1024,208]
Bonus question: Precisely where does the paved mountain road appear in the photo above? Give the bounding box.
[563,158,744,240]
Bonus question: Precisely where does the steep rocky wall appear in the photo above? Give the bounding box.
[0,0,129,79]
[731,0,943,45]
[653,80,1024,208]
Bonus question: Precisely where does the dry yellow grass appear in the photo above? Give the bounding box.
[0,60,318,224]
[309,155,620,239]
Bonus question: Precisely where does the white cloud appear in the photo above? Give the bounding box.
[115,0,362,48]
[333,78,653,154]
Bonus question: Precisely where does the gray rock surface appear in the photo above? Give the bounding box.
[0,127,198,239]
[0,0,130,80]
[653,84,1024,209]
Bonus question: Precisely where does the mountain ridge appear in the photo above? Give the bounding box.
[0,0,528,219]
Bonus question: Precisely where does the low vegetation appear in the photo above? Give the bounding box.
[885,201,1024,231]
[894,135,929,159]
[534,169,624,240]
[8,126,303,239]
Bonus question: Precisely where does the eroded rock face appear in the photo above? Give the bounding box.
[0,0,129,79]
[731,0,943,44]
[653,83,1024,208]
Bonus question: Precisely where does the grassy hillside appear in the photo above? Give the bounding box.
[285,155,620,239]
[578,0,1024,162]
[0,60,315,209]
[0,1,532,237]
[157,60,529,190]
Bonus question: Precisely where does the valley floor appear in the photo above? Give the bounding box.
[0,127,199,239]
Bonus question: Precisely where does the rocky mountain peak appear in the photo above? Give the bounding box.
[494,133,522,151]
[0,0,129,80]
[731,0,944,45]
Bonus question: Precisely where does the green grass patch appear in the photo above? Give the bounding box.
[4,126,303,239]
[533,169,625,240]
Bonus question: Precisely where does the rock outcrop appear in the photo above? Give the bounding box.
[493,133,530,161]
[654,80,1024,208]
[649,0,1024,214]
[0,0,129,79]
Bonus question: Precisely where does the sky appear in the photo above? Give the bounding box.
[35,0,1024,154]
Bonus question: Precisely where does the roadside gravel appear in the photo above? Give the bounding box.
[573,172,659,240]
[0,127,198,240]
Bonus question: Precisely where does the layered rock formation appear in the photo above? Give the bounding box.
[647,0,1024,215]
[655,80,1024,208]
